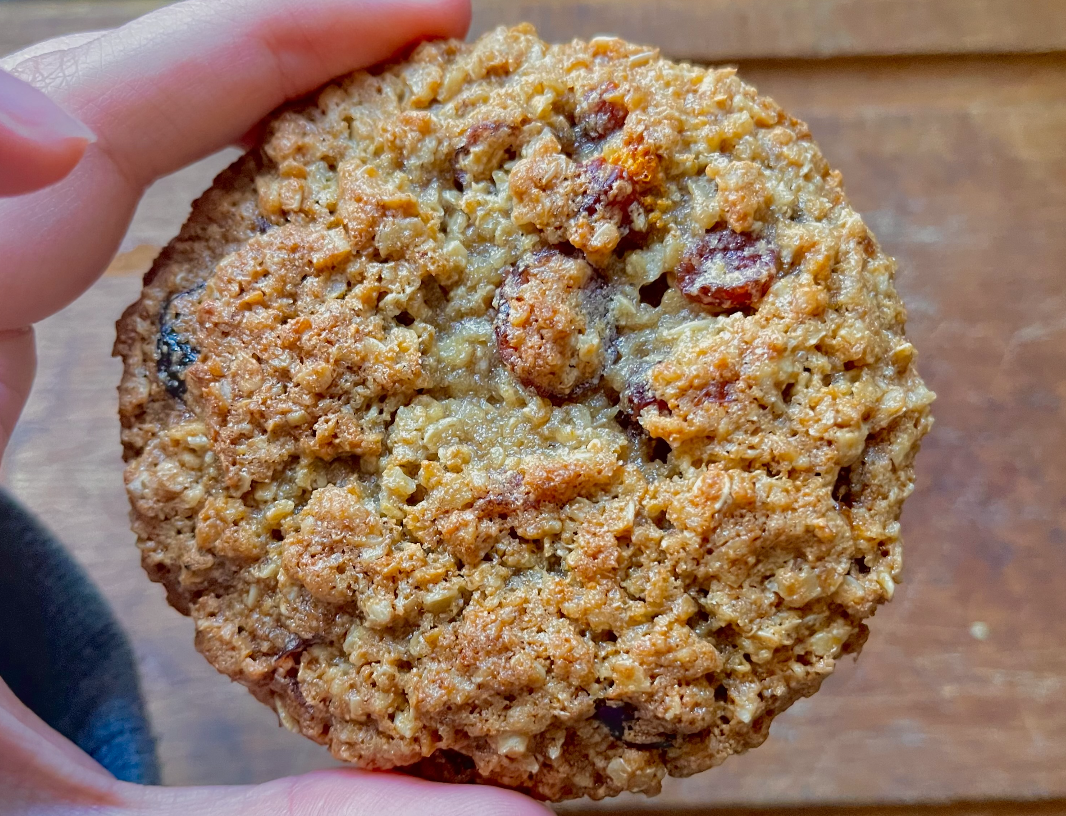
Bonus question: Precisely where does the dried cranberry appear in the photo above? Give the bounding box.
[675,225,780,311]
[578,81,629,142]
[453,121,524,186]
[622,376,668,418]
[699,380,734,404]
[578,157,646,243]
[493,250,612,399]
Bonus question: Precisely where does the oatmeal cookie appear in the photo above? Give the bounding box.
[115,25,933,801]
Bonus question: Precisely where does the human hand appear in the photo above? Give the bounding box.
[1,679,546,816]
[0,2,549,813]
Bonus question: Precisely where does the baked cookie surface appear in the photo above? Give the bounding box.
[115,25,933,800]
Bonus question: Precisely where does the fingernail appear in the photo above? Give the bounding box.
[0,68,95,145]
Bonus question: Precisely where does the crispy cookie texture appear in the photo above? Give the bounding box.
[115,25,933,801]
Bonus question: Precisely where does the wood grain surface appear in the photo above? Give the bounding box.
[471,0,1066,61]
[3,0,1066,61]
[1,1,1065,812]
[586,806,1066,816]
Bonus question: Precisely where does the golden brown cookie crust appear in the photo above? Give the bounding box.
[115,25,933,801]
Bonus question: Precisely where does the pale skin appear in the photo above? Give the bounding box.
[0,2,551,813]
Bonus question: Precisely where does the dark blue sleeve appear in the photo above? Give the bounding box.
[0,489,160,785]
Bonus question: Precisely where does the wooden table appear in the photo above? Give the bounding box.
[2,2,1064,813]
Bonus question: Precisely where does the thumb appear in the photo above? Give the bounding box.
[123,768,555,816]
[2,660,551,816]
[0,69,94,196]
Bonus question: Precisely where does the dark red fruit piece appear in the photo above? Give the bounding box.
[622,377,668,418]
[578,157,646,246]
[578,81,629,142]
[493,249,612,399]
[453,120,524,186]
[675,225,780,311]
